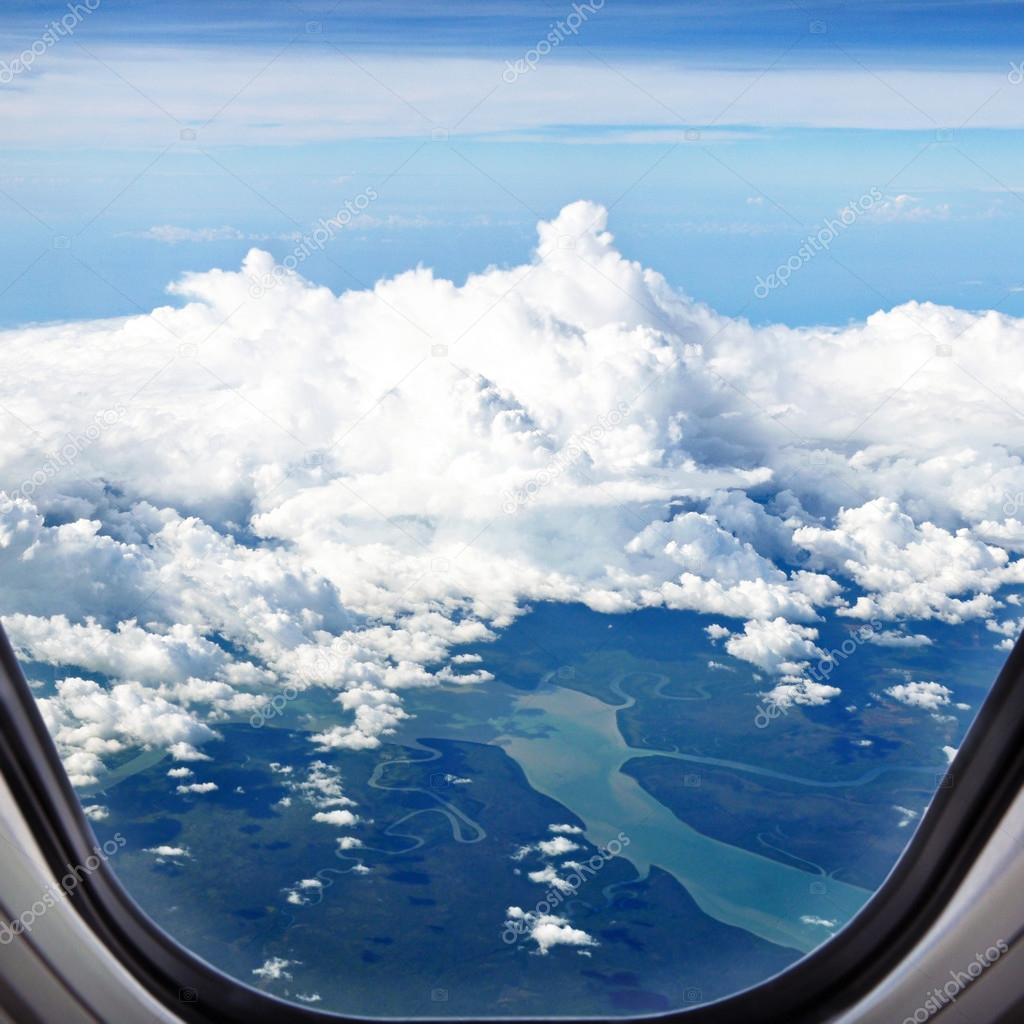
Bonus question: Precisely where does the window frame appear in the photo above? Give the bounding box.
[1,620,1023,1024]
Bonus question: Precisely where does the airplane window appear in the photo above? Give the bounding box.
[1,0,1022,1018]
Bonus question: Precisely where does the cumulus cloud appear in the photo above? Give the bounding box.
[885,680,953,711]
[3,199,1023,774]
[176,782,218,794]
[37,677,219,786]
[504,906,598,955]
[795,499,1020,623]
[866,630,934,648]
[708,618,824,676]
[144,845,190,860]
[312,809,359,827]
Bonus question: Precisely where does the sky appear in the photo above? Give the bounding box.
[2,0,1024,327]
[2,0,1024,861]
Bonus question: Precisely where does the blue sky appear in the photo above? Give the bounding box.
[1,0,1023,326]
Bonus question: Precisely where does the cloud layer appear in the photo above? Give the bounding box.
[2,200,1023,783]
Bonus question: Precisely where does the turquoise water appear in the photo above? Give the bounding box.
[422,680,874,953]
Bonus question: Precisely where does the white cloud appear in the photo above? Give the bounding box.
[144,845,190,859]
[866,630,934,648]
[885,680,952,711]
[504,906,598,956]
[252,957,297,981]
[37,677,219,786]
[536,835,580,857]
[138,225,248,244]
[5,51,1024,151]
[82,804,109,821]
[863,194,951,224]
[312,809,359,827]
[715,618,824,676]
[176,781,218,794]
[527,865,577,894]
[3,200,1024,781]
[893,805,920,828]
[548,823,583,834]
[795,499,1019,624]
[800,915,837,928]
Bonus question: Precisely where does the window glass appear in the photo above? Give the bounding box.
[0,0,1020,1016]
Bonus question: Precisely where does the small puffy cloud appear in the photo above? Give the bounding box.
[504,906,598,955]
[144,845,190,859]
[537,835,580,857]
[82,804,109,821]
[176,781,218,794]
[167,743,213,762]
[290,761,356,809]
[527,864,577,894]
[867,630,933,648]
[283,878,324,906]
[718,618,823,675]
[167,767,194,778]
[885,680,952,710]
[252,957,297,981]
[548,823,583,835]
[764,678,841,710]
[312,809,359,827]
